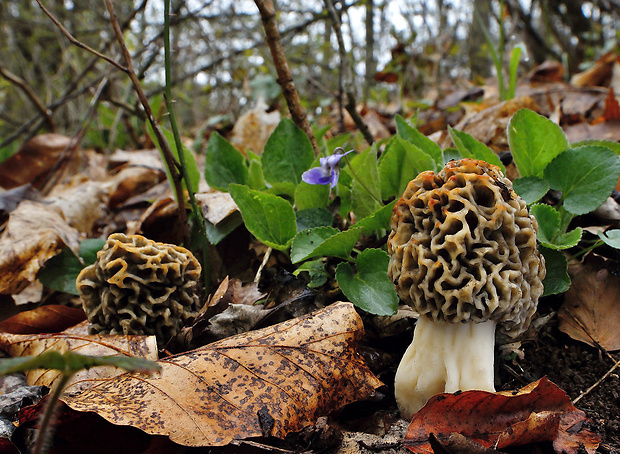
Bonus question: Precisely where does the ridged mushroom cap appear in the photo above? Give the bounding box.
[76,233,202,346]
[387,159,545,337]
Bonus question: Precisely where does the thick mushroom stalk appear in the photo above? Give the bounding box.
[388,159,545,418]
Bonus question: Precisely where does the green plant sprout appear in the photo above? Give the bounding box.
[475,0,521,101]
[0,351,160,454]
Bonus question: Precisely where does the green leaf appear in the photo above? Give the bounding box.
[354,200,396,235]
[598,229,620,249]
[540,247,570,296]
[205,132,248,191]
[228,184,296,251]
[507,47,521,100]
[38,238,106,295]
[293,259,329,288]
[290,226,362,263]
[512,176,549,205]
[350,146,382,220]
[448,127,505,172]
[530,204,582,250]
[508,108,569,177]
[545,145,620,215]
[247,158,267,190]
[0,351,160,376]
[262,118,314,187]
[148,123,201,194]
[378,136,436,200]
[295,208,333,232]
[395,114,443,166]
[204,214,243,245]
[572,139,620,155]
[335,248,398,316]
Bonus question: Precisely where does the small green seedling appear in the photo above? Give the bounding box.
[0,351,160,454]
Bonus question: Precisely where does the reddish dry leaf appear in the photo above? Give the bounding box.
[603,87,620,120]
[60,302,383,447]
[0,200,80,295]
[0,134,71,190]
[558,259,620,351]
[0,324,158,393]
[404,377,600,454]
[0,305,86,334]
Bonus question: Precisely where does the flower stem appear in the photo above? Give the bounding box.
[343,153,383,205]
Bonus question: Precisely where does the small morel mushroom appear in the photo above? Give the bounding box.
[387,159,545,418]
[76,233,202,347]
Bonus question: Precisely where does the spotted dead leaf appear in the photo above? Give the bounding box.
[0,321,158,393]
[404,377,600,454]
[60,302,383,447]
[558,258,620,351]
[0,200,80,295]
[0,305,86,334]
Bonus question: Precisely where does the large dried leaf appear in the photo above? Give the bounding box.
[0,200,80,295]
[60,302,383,447]
[0,305,86,334]
[0,134,70,189]
[47,181,109,233]
[404,377,600,454]
[0,323,158,393]
[558,259,620,351]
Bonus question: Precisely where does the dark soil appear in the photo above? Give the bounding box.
[497,315,620,453]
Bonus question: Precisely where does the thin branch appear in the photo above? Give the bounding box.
[254,0,319,156]
[103,0,191,246]
[0,66,54,131]
[323,0,374,146]
[34,0,128,73]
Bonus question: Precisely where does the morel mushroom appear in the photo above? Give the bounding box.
[76,233,202,346]
[387,159,545,418]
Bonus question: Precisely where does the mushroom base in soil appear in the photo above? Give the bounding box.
[394,316,496,418]
[387,159,545,419]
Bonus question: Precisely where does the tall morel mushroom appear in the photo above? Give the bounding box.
[76,233,202,347]
[387,159,545,418]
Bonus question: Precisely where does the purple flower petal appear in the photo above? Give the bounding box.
[302,167,333,185]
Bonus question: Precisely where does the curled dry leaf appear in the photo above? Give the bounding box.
[47,180,109,233]
[0,322,158,394]
[60,302,383,447]
[559,259,620,351]
[0,305,86,334]
[404,377,600,454]
[0,200,80,295]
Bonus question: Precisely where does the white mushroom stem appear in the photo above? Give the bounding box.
[394,316,496,419]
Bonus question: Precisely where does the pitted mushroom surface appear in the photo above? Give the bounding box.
[387,158,545,417]
[76,233,202,346]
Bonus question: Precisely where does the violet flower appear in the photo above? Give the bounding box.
[301,148,354,188]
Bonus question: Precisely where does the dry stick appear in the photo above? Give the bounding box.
[254,0,319,156]
[323,0,374,146]
[40,77,109,195]
[34,0,127,73]
[103,0,190,246]
[0,67,55,131]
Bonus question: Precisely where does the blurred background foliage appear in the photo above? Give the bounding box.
[0,0,618,155]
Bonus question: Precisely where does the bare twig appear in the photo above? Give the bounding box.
[323,0,374,146]
[254,0,319,156]
[573,352,620,404]
[0,66,54,131]
[40,77,109,195]
[34,0,128,73]
[103,0,190,246]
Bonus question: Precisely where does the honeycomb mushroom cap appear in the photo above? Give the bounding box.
[76,233,202,345]
[387,159,545,337]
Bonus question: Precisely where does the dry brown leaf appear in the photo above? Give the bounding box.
[60,302,383,447]
[0,305,86,334]
[0,200,80,295]
[0,323,158,393]
[558,259,620,351]
[404,377,600,454]
[230,99,281,155]
[47,180,109,233]
[0,134,70,189]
